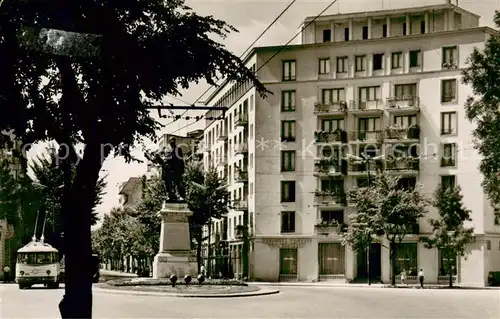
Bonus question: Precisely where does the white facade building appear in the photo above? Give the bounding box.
[201,2,500,285]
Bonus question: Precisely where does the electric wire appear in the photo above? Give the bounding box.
[170,0,338,134]
[164,0,298,129]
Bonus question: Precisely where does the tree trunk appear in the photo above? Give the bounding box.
[448,253,454,288]
[390,244,397,286]
[195,232,202,274]
[59,142,105,319]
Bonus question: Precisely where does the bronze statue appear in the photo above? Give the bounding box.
[146,137,186,202]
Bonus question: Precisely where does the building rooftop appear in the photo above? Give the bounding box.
[118,177,142,196]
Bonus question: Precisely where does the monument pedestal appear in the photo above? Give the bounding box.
[152,202,198,279]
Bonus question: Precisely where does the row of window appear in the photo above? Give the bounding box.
[283,46,458,80]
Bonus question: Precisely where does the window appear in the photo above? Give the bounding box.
[281,90,296,111]
[319,58,330,74]
[355,55,366,72]
[373,53,384,70]
[409,50,421,67]
[281,151,295,172]
[441,143,456,167]
[487,240,491,250]
[438,248,457,276]
[442,46,458,66]
[441,79,457,103]
[362,26,368,39]
[357,178,369,187]
[320,211,344,224]
[281,211,295,233]
[323,29,331,42]
[359,86,381,102]
[320,179,344,195]
[392,243,418,276]
[336,57,348,73]
[280,248,297,275]
[393,115,417,127]
[398,177,416,190]
[281,120,296,141]
[321,119,344,131]
[441,175,456,191]
[358,117,380,132]
[281,181,296,202]
[441,112,457,135]
[420,21,426,34]
[382,24,387,37]
[322,88,345,104]
[494,208,500,225]
[344,28,349,41]
[403,22,407,35]
[391,52,403,69]
[282,60,296,81]
[394,83,417,99]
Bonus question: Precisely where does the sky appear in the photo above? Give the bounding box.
[26,0,499,225]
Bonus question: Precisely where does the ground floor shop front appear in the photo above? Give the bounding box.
[250,236,499,286]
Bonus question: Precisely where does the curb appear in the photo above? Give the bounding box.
[93,286,280,298]
[246,282,500,290]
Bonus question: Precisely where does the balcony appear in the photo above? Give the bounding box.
[441,157,456,167]
[314,158,348,176]
[217,130,228,142]
[349,100,384,115]
[281,136,296,142]
[349,130,384,144]
[313,101,348,116]
[314,130,348,144]
[384,157,420,175]
[234,169,248,183]
[235,113,248,126]
[348,160,383,175]
[234,143,248,155]
[384,125,420,142]
[217,156,228,167]
[314,191,346,207]
[314,221,345,236]
[232,198,248,211]
[386,96,420,114]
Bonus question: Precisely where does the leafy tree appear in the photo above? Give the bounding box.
[0,1,266,317]
[30,145,107,251]
[421,185,474,287]
[344,173,428,285]
[462,11,500,209]
[184,162,229,273]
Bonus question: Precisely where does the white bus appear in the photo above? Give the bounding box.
[15,240,60,289]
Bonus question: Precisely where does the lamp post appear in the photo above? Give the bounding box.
[191,181,228,278]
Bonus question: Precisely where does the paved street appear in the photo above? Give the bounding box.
[0,284,499,318]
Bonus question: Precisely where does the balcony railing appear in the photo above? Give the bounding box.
[234,143,248,155]
[349,99,384,111]
[384,125,420,140]
[234,113,248,126]
[314,101,348,115]
[281,136,296,142]
[385,157,420,172]
[217,130,228,141]
[441,157,455,167]
[234,169,248,182]
[314,158,348,176]
[314,191,346,206]
[314,221,345,235]
[348,160,383,173]
[232,198,248,211]
[314,130,348,143]
[349,130,384,143]
[386,96,420,109]
[217,156,228,166]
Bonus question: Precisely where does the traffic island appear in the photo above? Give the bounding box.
[94,278,280,297]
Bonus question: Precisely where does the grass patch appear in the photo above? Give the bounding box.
[106,278,247,287]
[97,281,259,295]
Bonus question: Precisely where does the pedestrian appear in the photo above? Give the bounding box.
[200,264,206,277]
[400,269,407,285]
[3,265,10,283]
[418,268,425,288]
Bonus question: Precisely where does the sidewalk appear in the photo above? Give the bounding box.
[247,281,500,290]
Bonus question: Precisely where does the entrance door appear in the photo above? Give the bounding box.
[318,243,345,275]
[356,243,381,279]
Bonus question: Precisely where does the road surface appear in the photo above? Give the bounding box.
[0,284,499,318]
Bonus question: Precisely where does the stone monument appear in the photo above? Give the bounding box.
[152,202,197,278]
[149,137,197,278]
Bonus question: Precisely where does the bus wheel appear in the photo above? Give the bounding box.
[49,282,60,289]
[18,283,24,289]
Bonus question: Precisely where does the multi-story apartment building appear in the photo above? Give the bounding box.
[200,2,500,286]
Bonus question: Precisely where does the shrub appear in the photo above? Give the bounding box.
[106,278,247,287]
[487,272,500,286]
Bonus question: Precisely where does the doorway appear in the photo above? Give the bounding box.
[356,243,381,280]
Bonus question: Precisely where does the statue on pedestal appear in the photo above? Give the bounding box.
[146,137,186,203]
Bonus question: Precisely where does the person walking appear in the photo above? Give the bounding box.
[418,268,425,288]
[400,269,407,285]
[3,265,11,283]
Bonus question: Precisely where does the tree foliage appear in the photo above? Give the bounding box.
[343,173,428,285]
[0,1,266,316]
[421,185,474,287]
[462,10,500,207]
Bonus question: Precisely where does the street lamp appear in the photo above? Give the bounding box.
[190,181,228,278]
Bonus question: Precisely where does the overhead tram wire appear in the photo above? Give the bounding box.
[164,0,298,129]
[170,0,339,135]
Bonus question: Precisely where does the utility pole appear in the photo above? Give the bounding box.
[361,152,372,286]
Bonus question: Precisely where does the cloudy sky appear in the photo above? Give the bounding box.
[33,0,495,224]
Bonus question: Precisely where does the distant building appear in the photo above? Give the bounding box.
[200,3,499,286]
[118,177,143,208]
